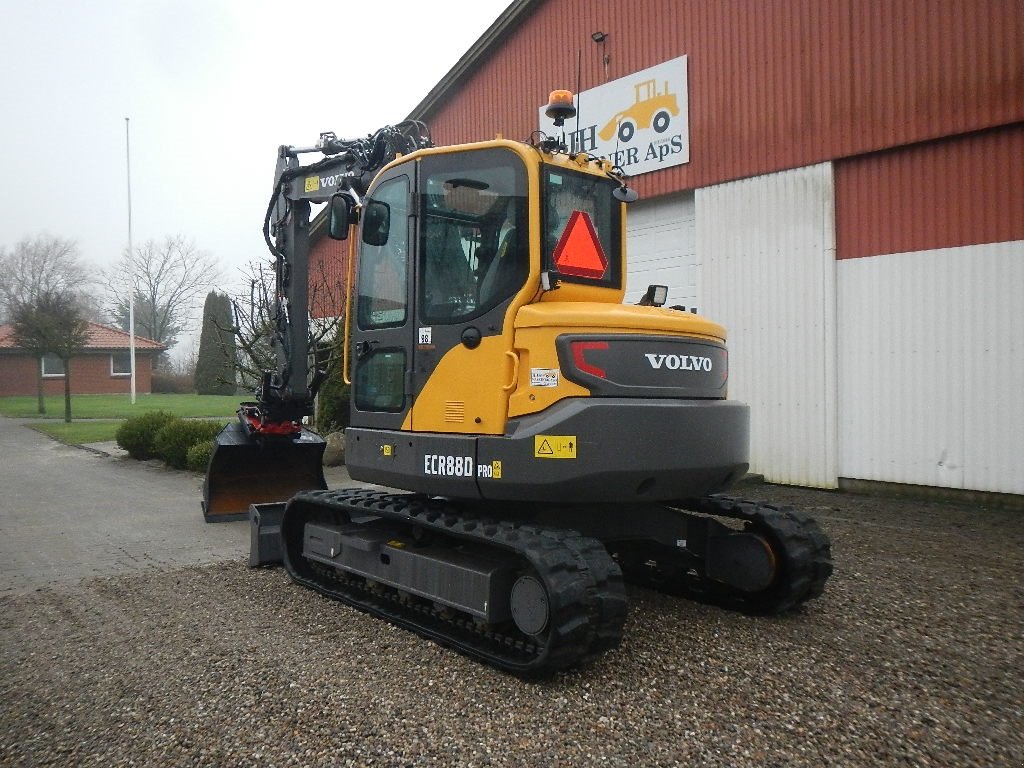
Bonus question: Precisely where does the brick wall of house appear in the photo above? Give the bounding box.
[0,353,155,397]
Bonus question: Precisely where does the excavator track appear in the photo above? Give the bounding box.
[279,488,628,674]
[610,495,833,615]
[694,495,834,613]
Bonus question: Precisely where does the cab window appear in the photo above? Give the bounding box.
[543,167,622,288]
[418,149,528,323]
[357,175,409,330]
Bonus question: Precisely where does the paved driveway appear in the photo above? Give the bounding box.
[0,416,363,594]
[0,417,253,593]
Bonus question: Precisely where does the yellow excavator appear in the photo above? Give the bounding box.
[203,91,832,674]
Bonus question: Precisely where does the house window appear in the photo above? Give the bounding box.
[41,354,65,377]
[111,351,132,376]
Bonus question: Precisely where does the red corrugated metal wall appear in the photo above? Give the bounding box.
[835,122,1024,259]
[424,0,1023,198]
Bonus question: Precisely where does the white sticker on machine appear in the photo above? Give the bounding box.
[417,327,432,344]
[530,368,559,387]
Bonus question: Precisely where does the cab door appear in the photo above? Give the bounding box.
[409,148,530,434]
[349,169,415,431]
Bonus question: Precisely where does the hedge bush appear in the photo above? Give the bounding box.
[151,371,194,394]
[153,420,226,470]
[115,410,179,460]
[186,439,216,473]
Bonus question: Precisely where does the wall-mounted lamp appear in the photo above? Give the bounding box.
[591,31,610,79]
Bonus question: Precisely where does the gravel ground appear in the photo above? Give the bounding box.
[1,485,1022,767]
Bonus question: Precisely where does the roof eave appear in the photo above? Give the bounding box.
[407,0,538,122]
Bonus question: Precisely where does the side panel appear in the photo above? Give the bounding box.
[346,428,480,498]
[346,398,750,504]
[476,398,749,503]
[837,240,1024,495]
[408,336,515,434]
[696,163,838,488]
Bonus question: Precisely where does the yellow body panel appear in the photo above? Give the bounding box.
[507,325,592,418]
[402,335,514,434]
[509,303,726,419]
[515,302,726,340]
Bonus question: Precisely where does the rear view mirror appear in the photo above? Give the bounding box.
[328,194,351,240]
[362,199,391,246]
[612,185,638,203]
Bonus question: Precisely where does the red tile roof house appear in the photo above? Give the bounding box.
[0,322,166,397]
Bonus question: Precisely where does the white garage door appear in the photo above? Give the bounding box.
[624,191,696,308]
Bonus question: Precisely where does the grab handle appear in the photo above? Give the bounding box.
[502,351,519,392]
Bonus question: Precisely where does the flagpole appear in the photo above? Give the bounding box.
[125,117,136,404]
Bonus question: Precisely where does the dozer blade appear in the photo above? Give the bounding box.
[202,422,327,522]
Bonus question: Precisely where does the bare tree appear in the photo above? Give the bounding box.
[12,291,90,422]
[104,235,220,365]
[0,234,100,414]
[0,235,99,324]
[228,259,276,390]
[227,257,345,394]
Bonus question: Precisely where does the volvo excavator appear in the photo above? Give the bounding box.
[203,91,832,674]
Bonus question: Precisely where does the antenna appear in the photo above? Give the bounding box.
[575,48,582,143]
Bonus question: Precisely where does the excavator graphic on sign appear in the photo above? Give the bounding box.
[599,78,680,144]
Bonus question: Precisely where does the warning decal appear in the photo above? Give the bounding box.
[534,435,577,459]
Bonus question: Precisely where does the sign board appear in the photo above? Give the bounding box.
[538,56,690,177]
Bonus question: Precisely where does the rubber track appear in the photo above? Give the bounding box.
[281,488,626,674]
[685,494,834,614]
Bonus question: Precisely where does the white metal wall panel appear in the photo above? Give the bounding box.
[837,240,1024,494]
[696,163,838,487]
[624,192,697,308]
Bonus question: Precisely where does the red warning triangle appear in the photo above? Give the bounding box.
[552,211,608,279]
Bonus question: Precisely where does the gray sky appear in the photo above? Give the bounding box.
[0,0,511,355]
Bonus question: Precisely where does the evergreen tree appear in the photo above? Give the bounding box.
[193,291,237,395]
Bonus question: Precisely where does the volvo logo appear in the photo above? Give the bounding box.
[644,353,712,372]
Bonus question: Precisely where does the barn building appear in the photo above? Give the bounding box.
[396,0,1023,498]
[305,0,1022,498]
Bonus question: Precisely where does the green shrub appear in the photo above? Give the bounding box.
[116,411,179,460]
[154,420,226,470]
[186,439,216,473]
[151,371,193,394]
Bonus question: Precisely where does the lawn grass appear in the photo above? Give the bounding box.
[29,421,124,445]
[0,394,242,420]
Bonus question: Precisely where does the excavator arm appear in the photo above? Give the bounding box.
[255,124,431,429]
[202,123,431,520]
